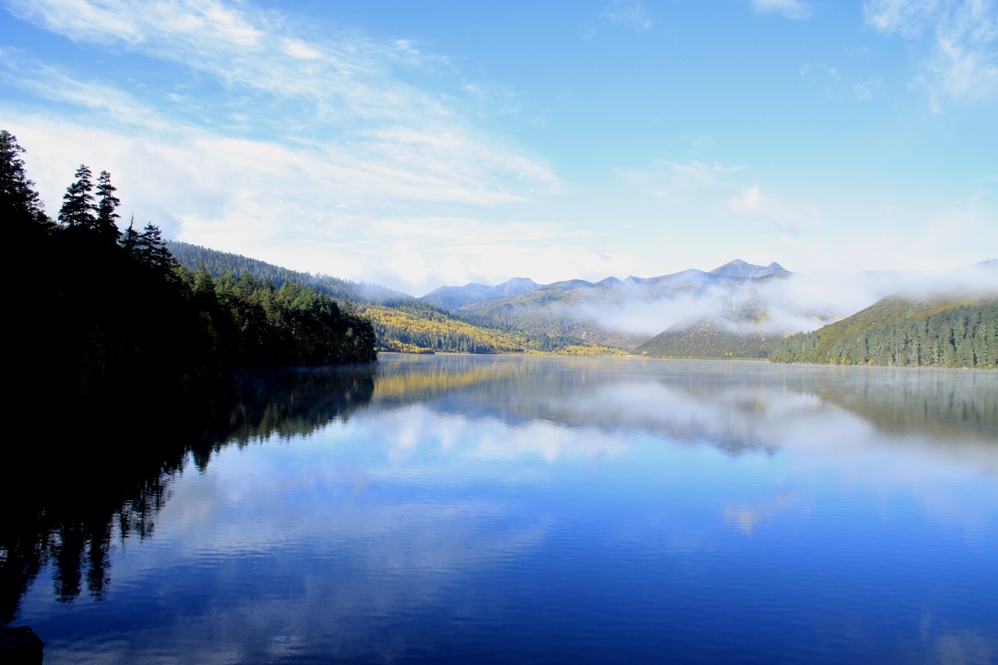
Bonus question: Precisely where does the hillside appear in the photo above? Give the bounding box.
[168,241,405,303]
[633,320,775,359]
[169,242,625,356]
[770,296,998,368]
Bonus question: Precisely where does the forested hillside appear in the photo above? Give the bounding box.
[770,297,997,368]
[168,241,406,303]
[4,130,376,406]
[633,321,775,359]
[171,242,627,355]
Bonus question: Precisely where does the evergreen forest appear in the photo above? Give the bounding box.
[770,297,997,368]
[2,130,376,409]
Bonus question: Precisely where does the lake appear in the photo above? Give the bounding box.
[4,354,997,664]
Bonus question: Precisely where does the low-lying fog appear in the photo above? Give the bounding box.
[575,261,997,337]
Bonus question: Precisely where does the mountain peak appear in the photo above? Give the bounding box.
[709,260,790,279]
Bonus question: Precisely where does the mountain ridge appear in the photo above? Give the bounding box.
[421,259,791,309]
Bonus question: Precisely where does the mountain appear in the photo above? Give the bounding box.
[418,259,793,351]
[422,277,540,309]
[770,296,998,368]
[708,260,790,280]
[168,242,624,356]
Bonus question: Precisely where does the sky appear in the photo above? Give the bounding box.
[1,0,996,295]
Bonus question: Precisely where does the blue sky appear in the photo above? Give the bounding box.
[1,0,996,294]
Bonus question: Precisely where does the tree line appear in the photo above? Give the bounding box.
[770,297,997,368]
[3,129,376,407]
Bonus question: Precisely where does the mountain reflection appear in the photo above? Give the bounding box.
[0,366,375,625]
[372,354,997,451]
[3,355,994,627]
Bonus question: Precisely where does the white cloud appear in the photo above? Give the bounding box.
[749,0,813,20]
[1,0,568,292]
[282,38,322,60]
[864,0,998,106]
[728,184,820,234]
[602,0,652,32]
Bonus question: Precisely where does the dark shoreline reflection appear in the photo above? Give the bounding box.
[0,354,998,660]
[0,365,375,626]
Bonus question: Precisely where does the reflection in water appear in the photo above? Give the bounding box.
[0,366,375,625]
[2,355,996,664]
[373,354,997,453]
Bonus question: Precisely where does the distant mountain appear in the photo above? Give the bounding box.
[419,259,793,351]
[423,259,791,309]
[634,268,713,286]
[708,260,790,280]
[422,277,540,309]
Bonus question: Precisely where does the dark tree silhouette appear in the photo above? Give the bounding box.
[1,130,52,234]
[94,169,122,243]
[59,164,96,229]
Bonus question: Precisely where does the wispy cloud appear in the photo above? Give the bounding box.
[2,0,564,292]
[864,0,998,108]
[5,0,558,188]
[602,0,652,32]
[728,184,820,235]
[749,0,813,20]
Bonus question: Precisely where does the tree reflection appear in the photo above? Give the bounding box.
[0,365,375,625]
[373,355,997,443]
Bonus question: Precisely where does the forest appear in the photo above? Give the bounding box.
[770,296,997,368]
[3,129,376,408]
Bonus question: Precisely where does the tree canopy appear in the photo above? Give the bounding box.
[4,130,377,409]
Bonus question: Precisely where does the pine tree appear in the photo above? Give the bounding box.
[1,130,50,231]
[94,170,121,243]
[59,164,96,229]
[121,216,139,255]
[135,223,172,271]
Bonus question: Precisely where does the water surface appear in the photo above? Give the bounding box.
[5,355,997,664]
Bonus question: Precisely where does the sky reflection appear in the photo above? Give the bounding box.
[17,356,998,664]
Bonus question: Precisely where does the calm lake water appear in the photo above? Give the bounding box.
[4,354,998,664]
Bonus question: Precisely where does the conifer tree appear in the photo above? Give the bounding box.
[94,170,121,243]
[59,164,96,229]
[1,130,49,229]
[121,216,139,254]
[136,223,172,271]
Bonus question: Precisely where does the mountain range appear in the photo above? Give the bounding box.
[420,259,794,352]
[423,259,790,310]
[168,242,996,362]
